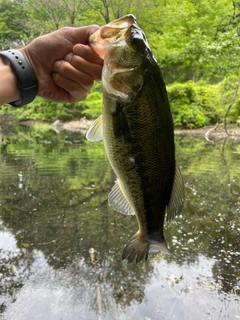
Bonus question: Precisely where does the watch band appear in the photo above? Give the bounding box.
[0,49,38,107]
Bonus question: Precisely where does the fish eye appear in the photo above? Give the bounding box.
[130,35,145,52]
[130,37,141,45]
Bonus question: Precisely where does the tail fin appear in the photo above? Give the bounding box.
[122,232,169,263]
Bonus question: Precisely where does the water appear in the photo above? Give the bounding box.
[0,125,240,320]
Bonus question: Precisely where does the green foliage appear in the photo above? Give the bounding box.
[168,82,224,128]
[1,97,88,122]
[31,122,52,133]
[0,0,236,81]
[146,0,234,83]
[78,91,102,118]
[0,0,30,47]
[78,82,102,119]
[1,0,240,128]
[1,98,65,121]
[218,75,240,124]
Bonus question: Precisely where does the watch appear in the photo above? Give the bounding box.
[0,49,38,107]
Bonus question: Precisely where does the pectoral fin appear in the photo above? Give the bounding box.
[166,164,185,222]
[86,115,103,142]
[108,179,135,216]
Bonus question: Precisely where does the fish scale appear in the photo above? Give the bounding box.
[86,14,185,263]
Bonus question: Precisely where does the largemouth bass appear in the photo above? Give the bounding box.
[86,14,185,263]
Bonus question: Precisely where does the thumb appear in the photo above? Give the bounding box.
[71,25,100,45]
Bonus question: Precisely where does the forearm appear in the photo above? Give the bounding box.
[0,55,21,106]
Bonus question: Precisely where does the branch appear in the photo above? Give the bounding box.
[214,11,240,39]
[223,77,240,135]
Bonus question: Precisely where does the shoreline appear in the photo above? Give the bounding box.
[2,118,240,140]
[50,119,240,140]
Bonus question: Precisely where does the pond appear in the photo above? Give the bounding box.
[0,125,240,320]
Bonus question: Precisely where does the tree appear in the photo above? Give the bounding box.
[0,0,29,48]
[25,0,67,31]
[63,0,87,26]
[83,0,137,24]
[148,0,234,83]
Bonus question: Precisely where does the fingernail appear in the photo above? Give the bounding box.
[54,60,62,70]
[64,53,73,63]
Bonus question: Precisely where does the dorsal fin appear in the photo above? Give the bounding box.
[108,179,135,216]
[86,115,103,142]
[166,164,185,222]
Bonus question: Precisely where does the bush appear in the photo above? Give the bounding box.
[78,91,102,119]
[2,79,240,129]
[167,81,223,128]
[1,97,89,122]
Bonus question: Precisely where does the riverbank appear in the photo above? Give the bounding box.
[2,118,240,140]
[50,119,240,140]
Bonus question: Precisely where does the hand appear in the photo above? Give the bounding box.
[20,26,103,103]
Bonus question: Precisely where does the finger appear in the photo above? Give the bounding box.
[64,53,102,81]
[76,25,100,44]
[53,60,95,91]
[53,72,89,102]
[73,44,103,65]
[67,25,100,45]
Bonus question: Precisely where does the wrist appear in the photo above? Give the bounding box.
[0,50,38,107]
[0,56,22,105]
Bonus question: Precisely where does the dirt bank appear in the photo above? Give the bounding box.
[52,119,240,140]
[51,118,93,136]
[7,118,240,140]
[175,125,240,140]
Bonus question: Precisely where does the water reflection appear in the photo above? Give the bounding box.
[0,126,240,319]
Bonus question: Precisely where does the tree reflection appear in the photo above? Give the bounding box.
[0,248,34,296]
[172,135,240,294]
[0,127,156,316]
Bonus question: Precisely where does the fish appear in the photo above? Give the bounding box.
[86,14,185,263]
